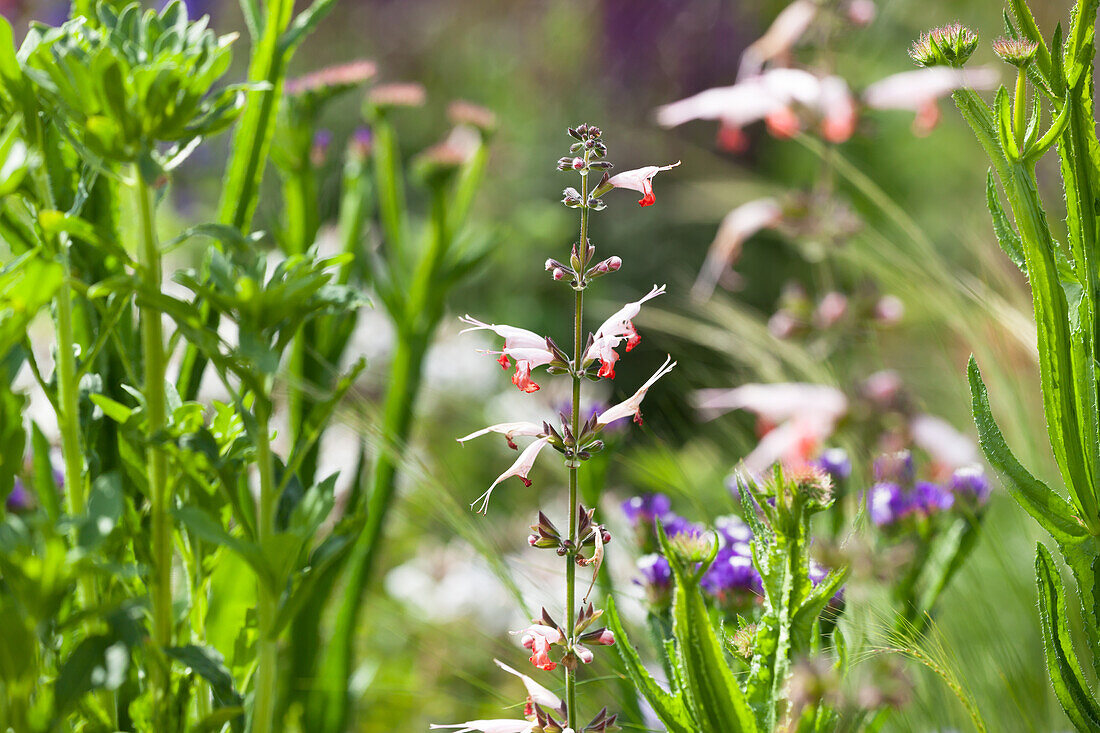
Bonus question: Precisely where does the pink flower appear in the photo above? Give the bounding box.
[606,162,681,207]
[814,291,848,328]
[657,69,855,148]
[584,284,666,377]
[574,644,594,664]
[472,437,552,514]
[494,659,563,713]
[430,721,537,733]
[738,0,818,79]
[596,356,677,427]
[514,624,562,671]
[692,198,783,300]
[457,421,545,450]
[862,66,999,136]
[693,383,848,475]
[460,315,556,393]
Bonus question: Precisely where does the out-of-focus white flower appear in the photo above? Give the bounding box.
[874,294,905,325]
[657,69,856,149]
[429,720,537,733]
[863,66,999,136]
[457,421,545,450]
[472,437,553,514]
[606,162,681,207]
[846,0,876,26]
[584,284,666,377]
[695,383,848,476]
[596,356,677,426]
[494,659,563,712]
[910,414,978,476]
[738,0,818,79]
[692,198,783,301]
[814,291,849,328]
[862,369,902,406]
[459,315,556,393]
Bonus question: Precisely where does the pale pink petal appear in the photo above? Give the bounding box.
[738,0,818,79]
[607,163,681,206]
[457,421,545,446]
[501,346,555,368]
[741,412,837,476]
[863,66,999,112]
[429,721,537,733]
[692,198,783,301]
[693,382,848,423]
[597,356,676,426]
[459,315,547,350]
[494,659,563,710]
[819,75,857,142]
[472,437,552,513]
[592,284,666,341]
[910,414,977,471]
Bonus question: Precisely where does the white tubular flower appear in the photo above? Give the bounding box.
[606,162,681,207]
[494,659,563,711]
[457,422,545,450]
[429,721,537,733]
[738,0,818,79]
[471,437,552,514]
[596,356,677,427]
[460,315,556,393]
[692,198,782,301]
[584,284,666,377]
[862,66,999,135]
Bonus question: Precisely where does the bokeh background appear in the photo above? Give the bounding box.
[3,0,1083,729]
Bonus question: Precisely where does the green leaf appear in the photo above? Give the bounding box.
[985,169,1025,270]
[172,505,277,591]
[0,251,64,357]
[279,0,340,53]
[659,526,758,732]
[165,644,244,712]
[54,635,129,714]
[1008,0,1053,80]
[604,597,696,733]
[1035,543,1100,730]
[90,393,135,424]
[31,423,61,521]
[77,471,123,550]
[968,357,1087,541]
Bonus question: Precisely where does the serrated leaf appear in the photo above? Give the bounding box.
[1035,543,1100,730]
[604,598,696,733]
[985,169,1025,270]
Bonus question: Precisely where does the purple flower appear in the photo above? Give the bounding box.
[701,547,762,604]
[949,465,991,509]
[815,447,851,482]
[621,493,672,525]
[6,477,31,513]
[913,480,953,514]
[874,450,914,485]
[663,514,704,538]
[715,514,753,546]
[869,481,910,526]
[636,553,672,587]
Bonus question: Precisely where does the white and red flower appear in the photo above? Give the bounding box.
[494,659,564,715]
[862,66,999,136]
[472,437,553,514]
[597,356,677,427]
[460,315,556,393]
[457,421,545,450]
[605,162,681,207]
[694,383,848,476]
[429,721,537,733]
[692,198,783,300]
[584,284,666,377]
[514,623,563,671]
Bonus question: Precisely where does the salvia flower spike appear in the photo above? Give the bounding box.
[454,125,675,729]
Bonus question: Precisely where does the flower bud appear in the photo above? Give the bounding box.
[576,123,589,136]
[910,23,978,68]
[568,126,583,140]
[580,627,615,646]
[557,156,574,171]
[572,157,585,170]
[992,36,1039,67]
[552,267,567,281]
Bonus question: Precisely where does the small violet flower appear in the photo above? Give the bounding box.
[948,464,991,509]
[869,481,910,527]
[913,480,954,514]
[621,492,672,525]
[815,447,851,483]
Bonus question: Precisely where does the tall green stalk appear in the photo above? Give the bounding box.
[134,164,172,718]
[252,399,279,733]
[564,147,591,729]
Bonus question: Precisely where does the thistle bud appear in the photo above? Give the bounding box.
[910,23,978,68]
[992,36,1039,67]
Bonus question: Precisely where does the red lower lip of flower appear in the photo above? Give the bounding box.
[597,361,616,379]
[497,353,510,369]
[638,191,656,207]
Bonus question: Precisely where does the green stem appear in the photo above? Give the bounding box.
[252,401,279,733]
[565,152,591,731]
[1014,68,1027,152]
[135,166,173,720]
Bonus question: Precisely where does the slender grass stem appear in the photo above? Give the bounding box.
[134,165,172,721]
